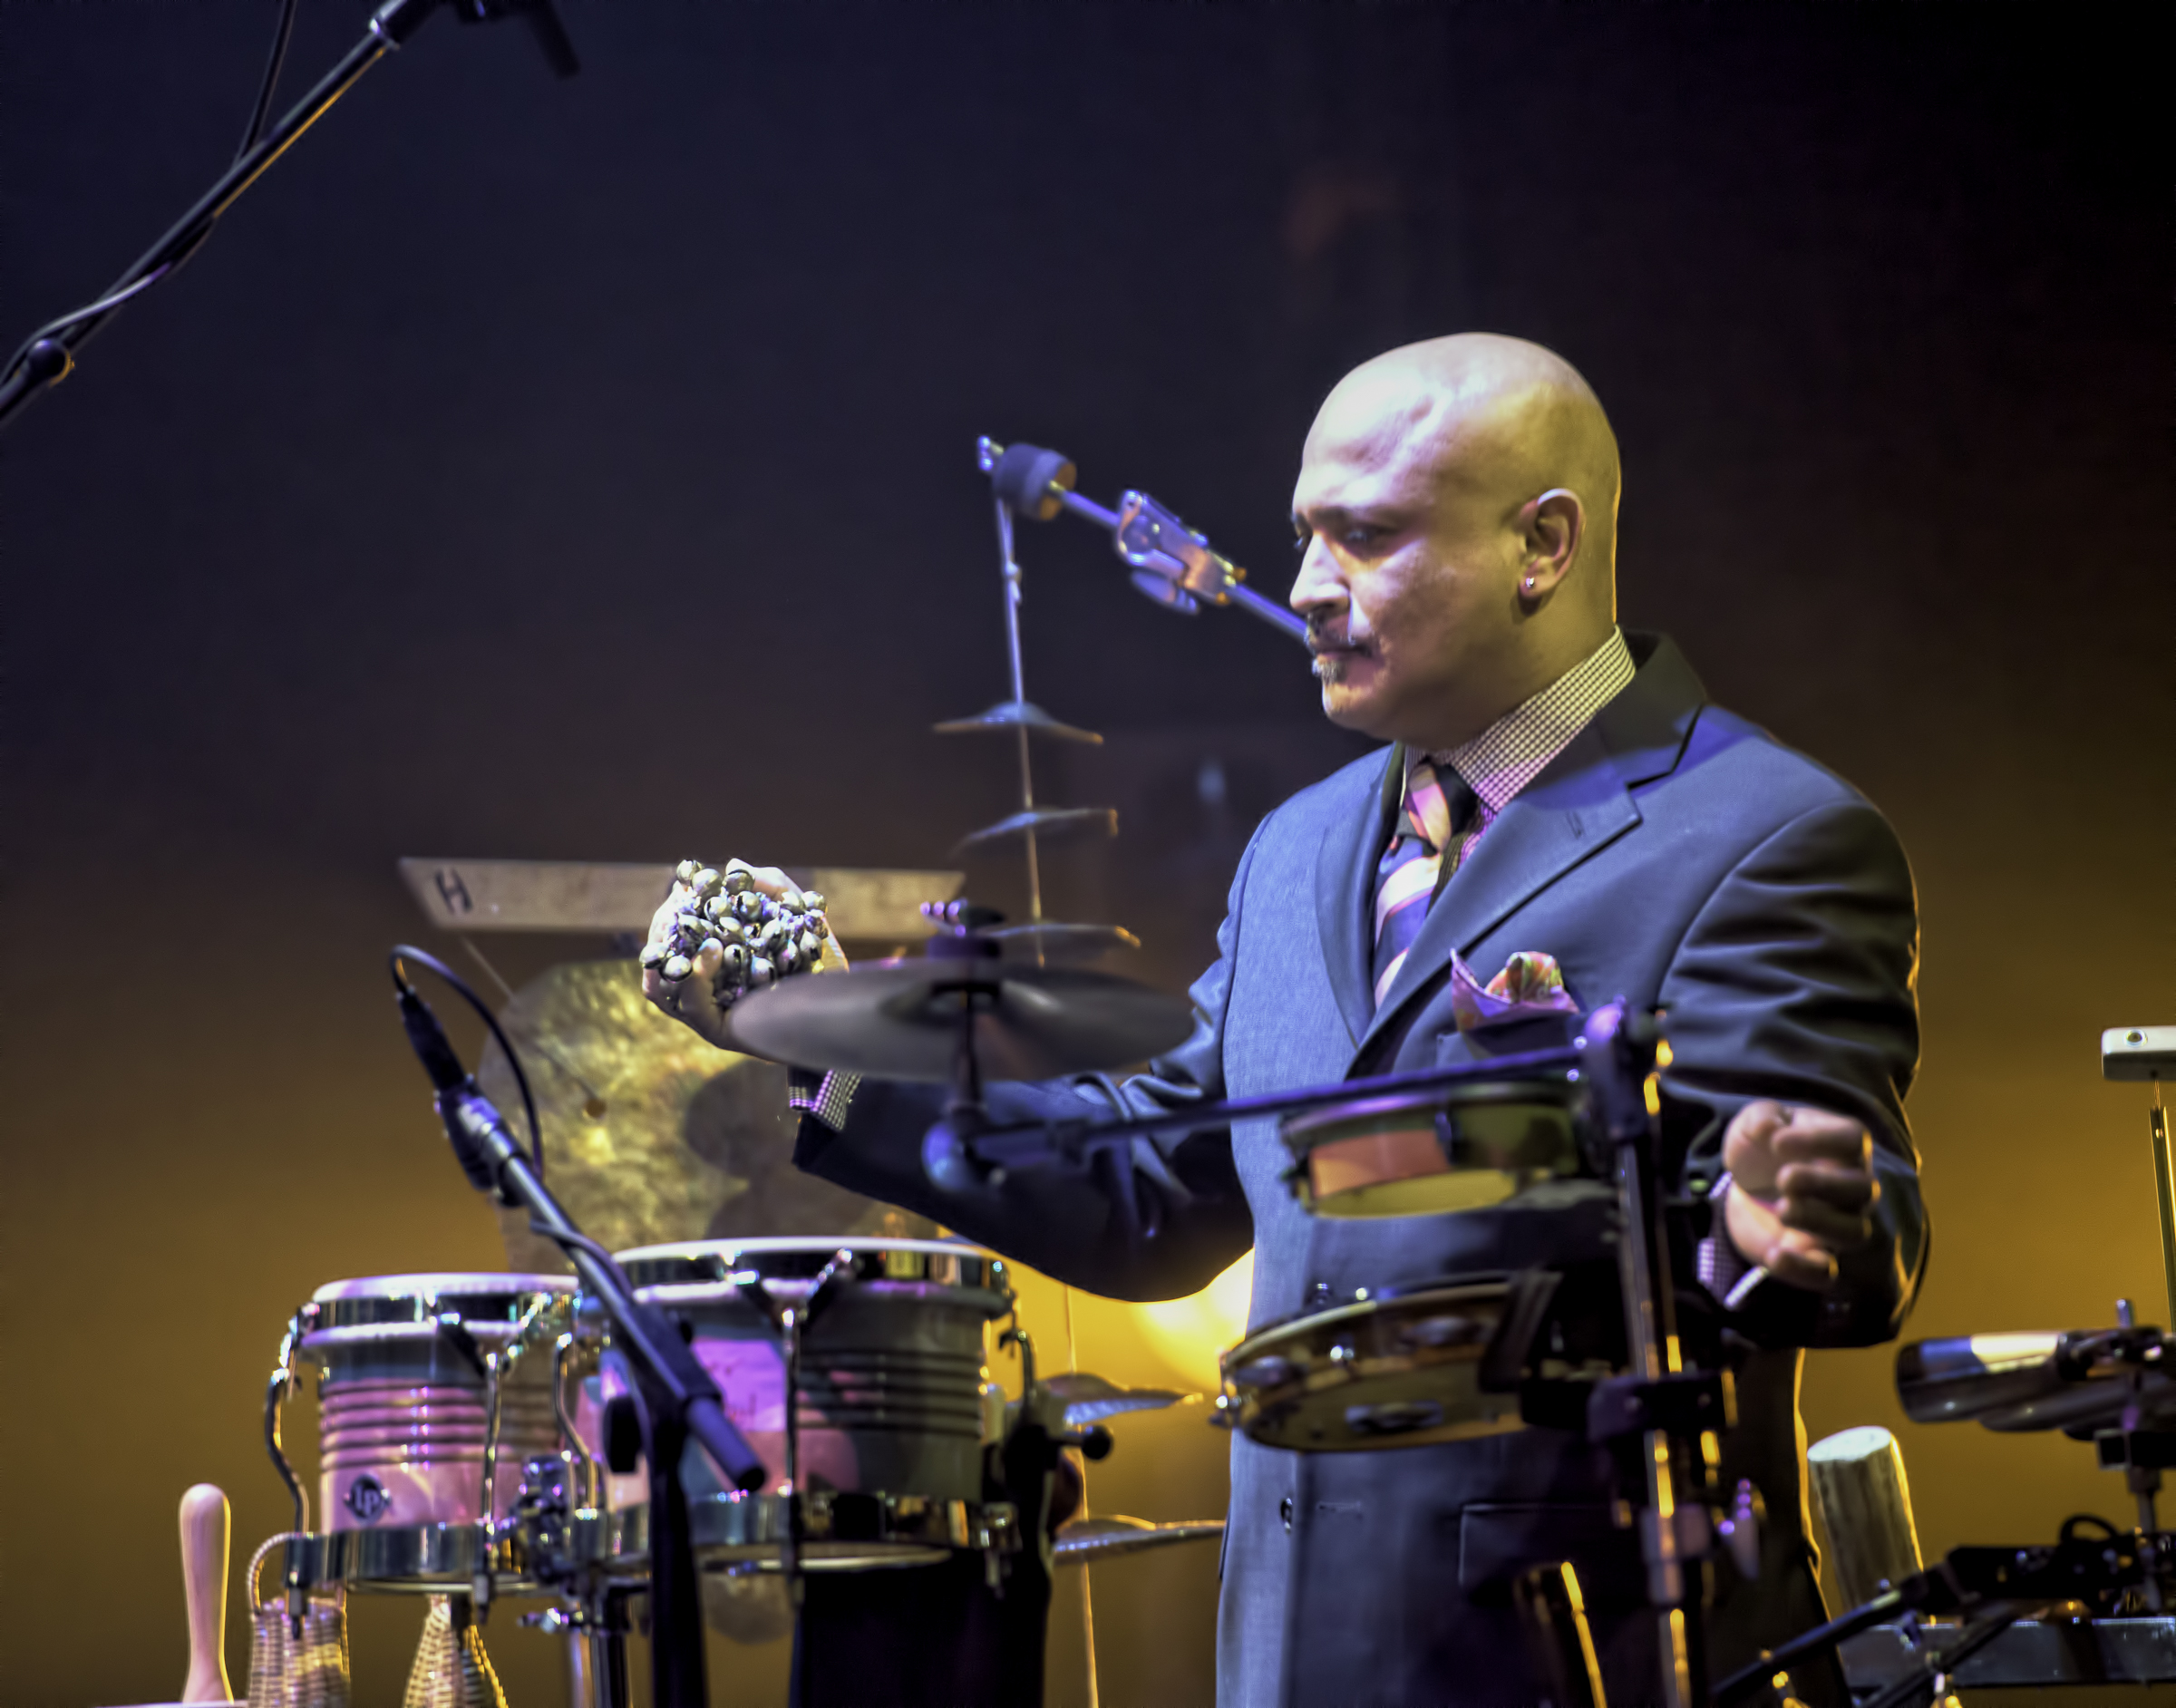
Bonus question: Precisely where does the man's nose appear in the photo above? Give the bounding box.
[1289,537,1346,616]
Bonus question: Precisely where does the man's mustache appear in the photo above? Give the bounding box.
[1307,620,1370,655]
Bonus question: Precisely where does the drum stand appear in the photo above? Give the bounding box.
[1513,1004,1741,1708]
[945,999,1740,1708]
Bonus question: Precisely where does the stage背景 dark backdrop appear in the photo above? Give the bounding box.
[3,4,2169,1703]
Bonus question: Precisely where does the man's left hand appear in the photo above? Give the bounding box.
[1720,1101,1879,1292]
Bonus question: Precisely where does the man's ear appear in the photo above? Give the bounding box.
[1518,488,1586,600]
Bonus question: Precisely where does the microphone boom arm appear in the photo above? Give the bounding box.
[978,436,1309,645]
[0,0,578,435]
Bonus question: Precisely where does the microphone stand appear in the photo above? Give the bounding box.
[432,1084,765,1708]
[0,0,576,435]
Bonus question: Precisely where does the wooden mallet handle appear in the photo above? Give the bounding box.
[178,1483,232,1703]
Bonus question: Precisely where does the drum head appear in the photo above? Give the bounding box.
[614,1237,1003,1293]
[1219,1279,1522,1451]
[1279,1080,1582,1218]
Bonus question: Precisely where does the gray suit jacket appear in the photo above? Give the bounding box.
[797,633,1927,1706]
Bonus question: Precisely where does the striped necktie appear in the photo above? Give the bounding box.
[1371,757,1478,1011]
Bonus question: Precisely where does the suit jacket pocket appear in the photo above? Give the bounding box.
[1457,1502,1644,1606]
[1435,1008,1584,1063]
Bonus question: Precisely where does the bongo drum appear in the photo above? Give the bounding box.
[595,1237,1016,1570]
[294,1273,575,1534]
[1278,1078,1585,1218]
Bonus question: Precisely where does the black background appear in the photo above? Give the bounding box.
[3,3,2170,1703]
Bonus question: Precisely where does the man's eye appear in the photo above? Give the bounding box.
[1341,526,1385,549]
[1292,530,1313,555]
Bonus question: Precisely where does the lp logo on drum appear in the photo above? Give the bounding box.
[343,1474,393,1523]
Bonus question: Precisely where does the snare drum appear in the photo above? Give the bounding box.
[1218,1276,1523,1451]
[595,1237,1015,1570]
[1280,1079,1585,1218]
[295,1273,575,1533]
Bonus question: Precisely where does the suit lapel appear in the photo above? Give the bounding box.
[1357,633,1708,1058]
[1315,742,1404,1046]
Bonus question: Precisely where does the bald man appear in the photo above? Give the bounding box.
[649,334,1927,1706]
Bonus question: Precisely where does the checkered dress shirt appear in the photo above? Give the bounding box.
[1413,626,1636,857]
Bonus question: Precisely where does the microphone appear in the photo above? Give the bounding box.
[396,975,468,1095]
[447,0,581,79]
[977,436,1309,644]
[391,951,528,1196]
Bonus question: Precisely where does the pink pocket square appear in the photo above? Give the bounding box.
[1448,950,1580,1033]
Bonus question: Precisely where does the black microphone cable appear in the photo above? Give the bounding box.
[0,0,301,394]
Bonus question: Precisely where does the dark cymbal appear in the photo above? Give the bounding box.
[724,959,1195,1082]
[933,700,1103,745]
[954,806,1117,852]
[1043,1370,1197,1425]
[1053,1515,1225,1566]
[987,922,1141,962]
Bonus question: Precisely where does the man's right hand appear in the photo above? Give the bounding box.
[639,861,847,1052]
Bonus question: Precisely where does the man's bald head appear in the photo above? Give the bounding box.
[1289,334,1624,749]
[1315,334,1621,571]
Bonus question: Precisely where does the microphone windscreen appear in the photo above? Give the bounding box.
[991,442,1076,520]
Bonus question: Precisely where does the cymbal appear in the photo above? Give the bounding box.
[1053,1515,1224,1566]
[954,806,1117,852]
[1043,1370,1197,1426]
[988,922,1141,962]
[724,959,1195,1082]
[470,959,936,1271]
[933,700,1103,745]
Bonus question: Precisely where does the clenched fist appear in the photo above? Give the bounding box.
[1720,1101,1880,1292]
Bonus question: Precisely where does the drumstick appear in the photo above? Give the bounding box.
[178,1483,232,1704]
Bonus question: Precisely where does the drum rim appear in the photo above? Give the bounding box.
[631,1280,1015,1319]
[606,1488,1021,1574]
[1223,1274,1513,1367]
[613,1237,994,1261]
[1277,1078,1579,1142]
[616,1238,1006,1293]
[309,1273,578,1303]
[302,1275,575,1339]
[287,1519,543,1594]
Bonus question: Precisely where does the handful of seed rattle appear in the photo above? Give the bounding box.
[641,858,831,1008]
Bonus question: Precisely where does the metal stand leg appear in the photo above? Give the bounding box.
[2150,1082,2176,1332]
[1515,1562,1608,1708]
[564,1596,629,1708]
